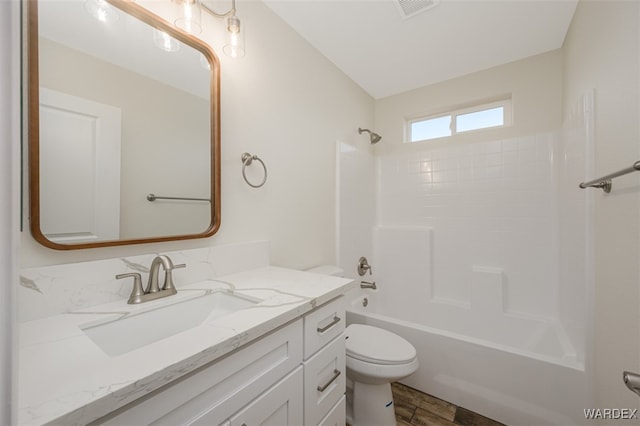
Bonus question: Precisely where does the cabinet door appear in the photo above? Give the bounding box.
[318,396,346,426]
[227,367,303,426]
[304,335,346,426]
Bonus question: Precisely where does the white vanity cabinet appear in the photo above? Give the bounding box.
[92,297,347,426]
[227,367,303,426]
[94,320,304,426]
[303,296,346,426]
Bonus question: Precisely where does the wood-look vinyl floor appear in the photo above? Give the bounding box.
[391,383,506,426]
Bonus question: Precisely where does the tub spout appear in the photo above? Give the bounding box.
[360,281,377,290]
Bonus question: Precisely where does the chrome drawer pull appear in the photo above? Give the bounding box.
[317,316,340,333]
[317,369,341,392]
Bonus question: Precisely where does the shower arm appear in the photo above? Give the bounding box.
[358,127,382,144]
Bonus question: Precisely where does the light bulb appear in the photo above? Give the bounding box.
[174,0,202,35]
[223,15,245,58]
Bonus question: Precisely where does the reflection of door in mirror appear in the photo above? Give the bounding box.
[39,88,122,244]
[30,0,221,249]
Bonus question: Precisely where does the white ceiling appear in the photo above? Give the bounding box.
[262,0,578,99]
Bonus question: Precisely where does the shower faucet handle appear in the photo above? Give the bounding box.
[357,256,372,276]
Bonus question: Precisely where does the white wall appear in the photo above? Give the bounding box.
[20,0,374,268]
[374,50,563,156]
[563,0,640,412]
[1,1,20,423]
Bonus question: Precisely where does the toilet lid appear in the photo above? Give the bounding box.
[345,324,417,365]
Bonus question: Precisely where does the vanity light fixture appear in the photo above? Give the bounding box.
[174,0,202,35]
[221,11,244,58]
[174,0,245,58]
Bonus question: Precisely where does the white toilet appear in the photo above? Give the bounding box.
[306,265,419,426]
[345,323,419,426]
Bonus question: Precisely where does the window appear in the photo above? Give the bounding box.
[411,115,451,141]
[407,98,511,143]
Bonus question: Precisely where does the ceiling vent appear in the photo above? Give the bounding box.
[395,0,440,19]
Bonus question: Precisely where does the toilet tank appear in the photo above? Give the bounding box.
[306,265,344,277]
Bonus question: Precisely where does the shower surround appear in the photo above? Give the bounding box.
[338,93,593,425]
[377,133,560,321]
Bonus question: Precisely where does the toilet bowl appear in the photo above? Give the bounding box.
[345,324,419,426]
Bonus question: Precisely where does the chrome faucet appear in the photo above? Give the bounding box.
[147,255,179,294]
[116,255,186,304]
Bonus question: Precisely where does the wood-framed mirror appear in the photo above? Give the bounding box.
[27,0,221,250]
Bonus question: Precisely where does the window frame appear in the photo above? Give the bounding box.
[406,98,512,143]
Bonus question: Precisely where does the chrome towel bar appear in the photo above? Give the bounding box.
[579,160,640,193]
[624,371,640,397]
[147,193,211,202]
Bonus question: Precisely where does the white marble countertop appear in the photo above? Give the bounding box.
[18,266,354,426]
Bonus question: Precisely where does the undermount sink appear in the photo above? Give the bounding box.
[81,291,257,357]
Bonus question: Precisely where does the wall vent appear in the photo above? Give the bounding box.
[395,0,440,19]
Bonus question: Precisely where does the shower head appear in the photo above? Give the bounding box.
[359,127,382,144]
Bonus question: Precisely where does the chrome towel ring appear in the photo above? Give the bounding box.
[241,152,267,188]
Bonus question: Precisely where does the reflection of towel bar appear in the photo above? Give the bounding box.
[146,193,211,202]
[579,160,640,193]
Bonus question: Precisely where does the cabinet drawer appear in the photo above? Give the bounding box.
[227,367,303,426]
[304,297,345,359]
[95,319,303,426]
[303,334,346,426]
[318,396,346,426]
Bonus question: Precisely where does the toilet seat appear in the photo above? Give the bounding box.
[345,324,417,365]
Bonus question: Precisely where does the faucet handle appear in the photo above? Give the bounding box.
[116,273,144,304]
[357,256,372,276]
[162,263,186,292]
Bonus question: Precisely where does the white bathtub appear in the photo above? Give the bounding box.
[346,290,590,426]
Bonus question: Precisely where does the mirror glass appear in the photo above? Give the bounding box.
[29,0,221,249]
